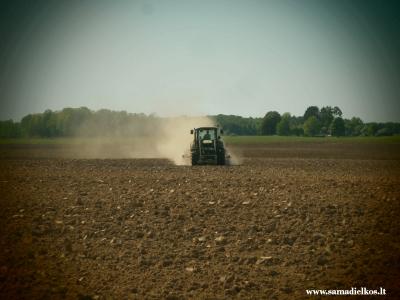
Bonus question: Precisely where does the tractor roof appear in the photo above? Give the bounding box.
[195,126,218,130]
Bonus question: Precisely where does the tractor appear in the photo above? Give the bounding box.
[190,126,229,165]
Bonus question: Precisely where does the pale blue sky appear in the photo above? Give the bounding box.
[1,0,399,121]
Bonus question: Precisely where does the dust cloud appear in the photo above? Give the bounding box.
[73,116,238,165]
[155,116,214,165]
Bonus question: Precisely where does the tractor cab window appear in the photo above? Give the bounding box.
[198,129,216,141]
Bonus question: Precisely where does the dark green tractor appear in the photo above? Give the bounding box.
[190,126,228,165]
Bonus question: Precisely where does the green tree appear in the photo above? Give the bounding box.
[375,128,391,136]
[332,106,343,117]
[361,122,379,136]
[212,114,260,135]
[261,111,281,135]
[319,106,334,131]
[289,115,304,136]
[330,117,345,136]
[345,117,363,136]
[319,106,343,134]
[303,106,319,121]
[0,120,21,138]
[20,114,43,137]
[276,113,291,136]
[303,116,321,136]
[58,107,92,136]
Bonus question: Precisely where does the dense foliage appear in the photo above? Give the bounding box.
[330,117,346,137]
[260,111,281,135]
[276,113,291,136]
[304,116,321,137]
[0,106,399,138]
[213,114,260,135]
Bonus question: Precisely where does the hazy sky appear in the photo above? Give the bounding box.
[0,0,399,121]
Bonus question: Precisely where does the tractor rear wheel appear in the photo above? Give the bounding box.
[191,152,199,166]
[217,153,226,165]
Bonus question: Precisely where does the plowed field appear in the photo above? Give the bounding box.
[1,141,399,299]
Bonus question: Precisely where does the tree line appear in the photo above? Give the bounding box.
[0,106,399,138]
[258,106,400,137]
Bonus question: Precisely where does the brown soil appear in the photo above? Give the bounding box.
[0,142,399,299]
